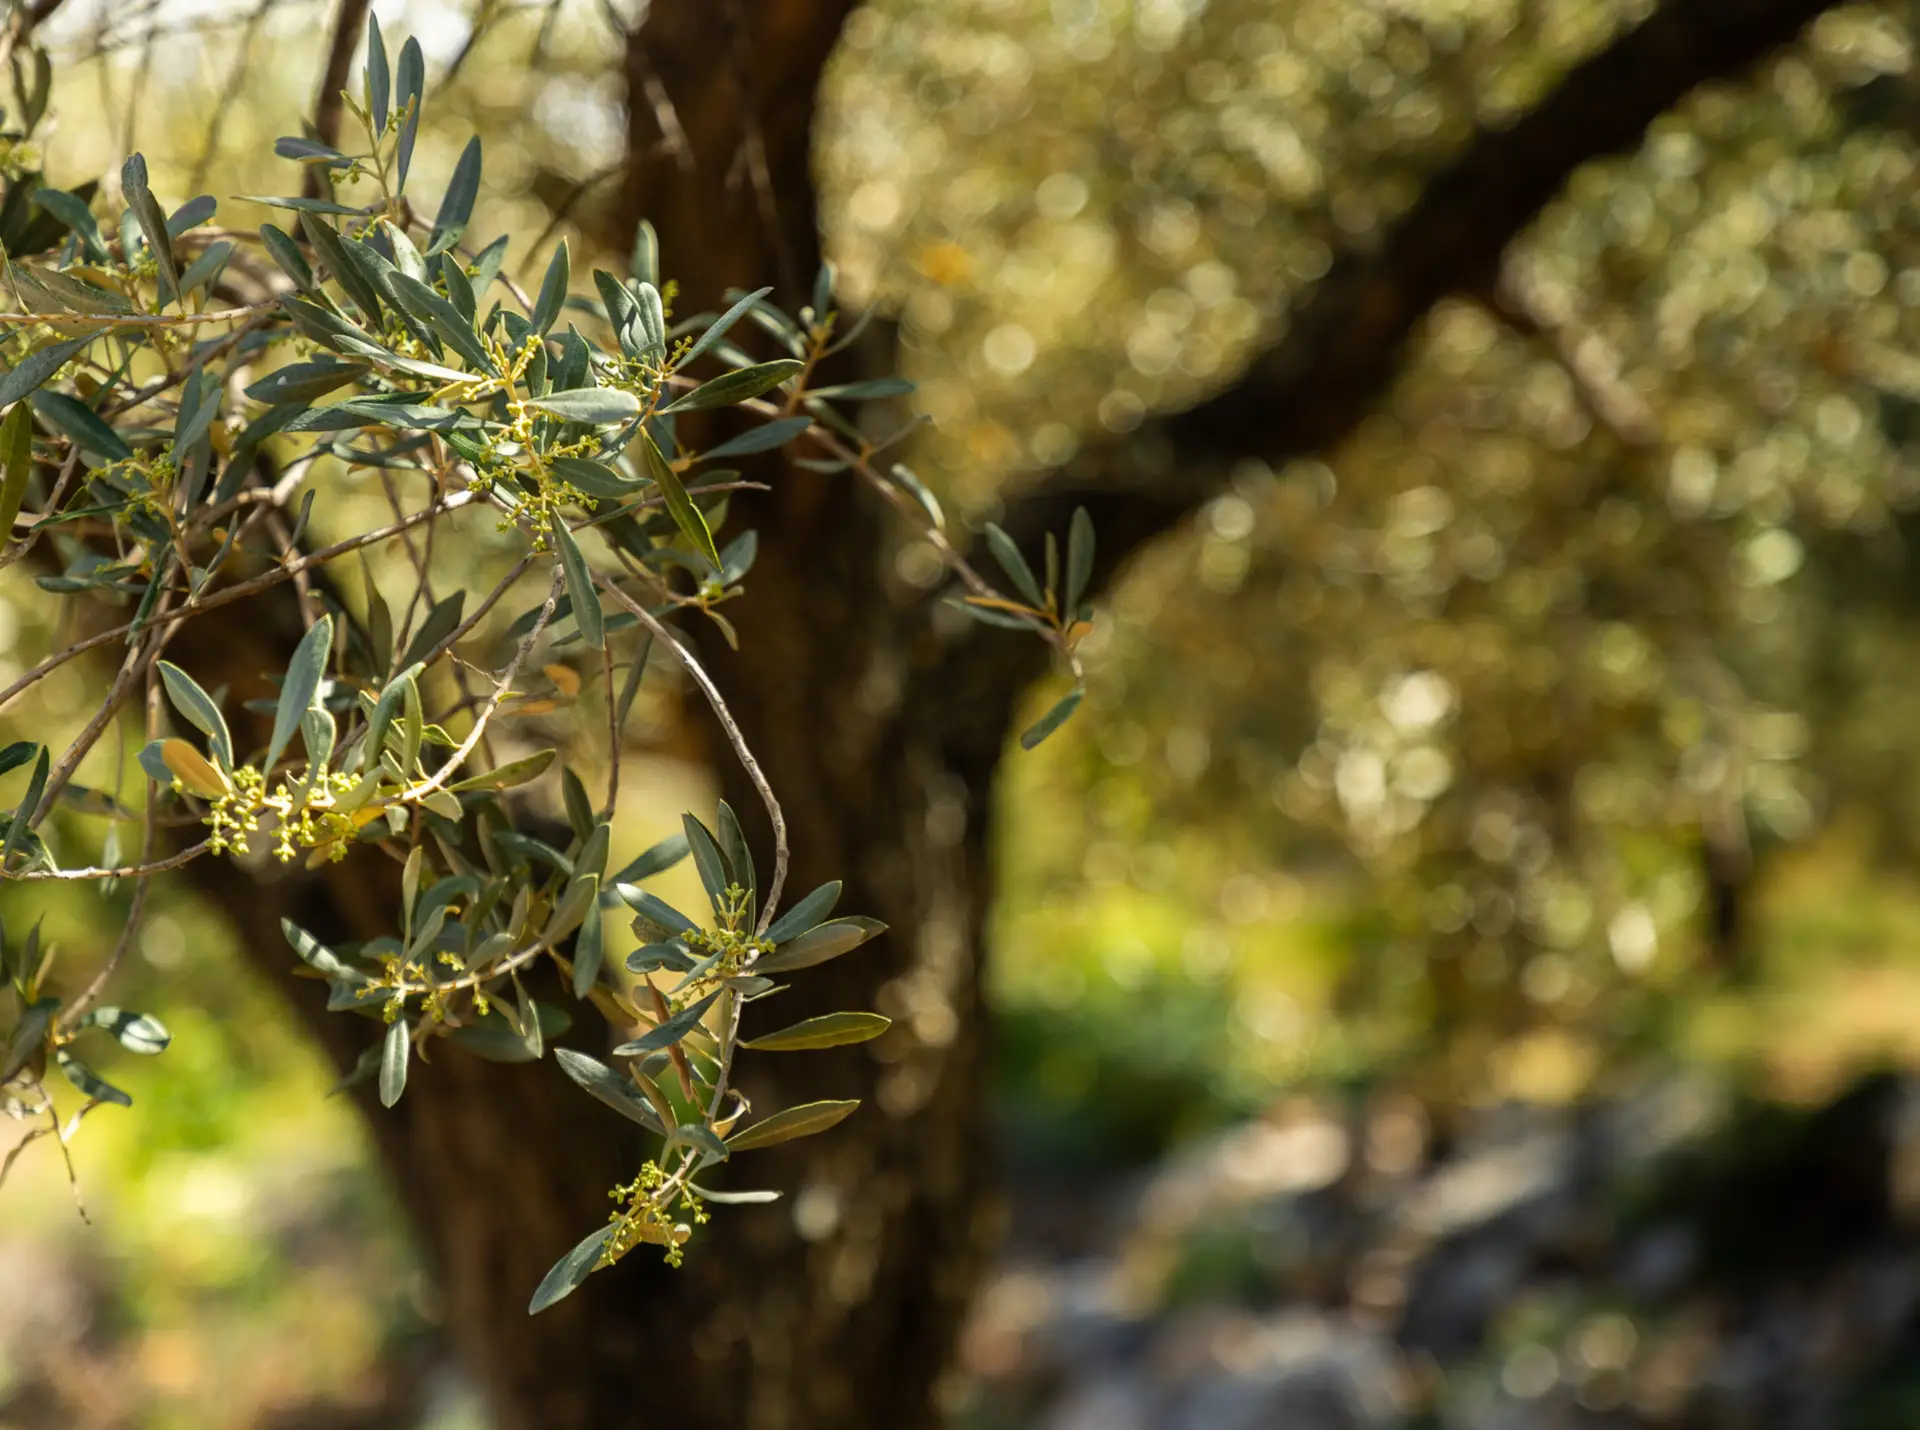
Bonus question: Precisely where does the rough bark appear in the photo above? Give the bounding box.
[170,0,1855,1427]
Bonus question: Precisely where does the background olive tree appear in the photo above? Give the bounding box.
[8,0,1920,1428]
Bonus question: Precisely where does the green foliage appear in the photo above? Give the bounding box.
[0,15,1081,1317]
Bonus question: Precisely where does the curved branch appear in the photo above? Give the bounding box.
[596,578,790,934]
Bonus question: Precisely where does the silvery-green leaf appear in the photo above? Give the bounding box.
[742,1011,890,1052]
[379,1016,410,1107]
[762,881,841,945]
[553,520,604,651]
[528,1226,613,1314]
[754,917,886,975]
[725,1099,858,1152]
[525,388,641,424]
[612,988,719,1056]
[158,662,233,769]
[659,359,803,415]
[554,1048,664,1133]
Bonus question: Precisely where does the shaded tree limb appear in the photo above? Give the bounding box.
[998,0,1850,593]
[307,0,370,195]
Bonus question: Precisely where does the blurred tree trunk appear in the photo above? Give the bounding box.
[179,0,1852,1426]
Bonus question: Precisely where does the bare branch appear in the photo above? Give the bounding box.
[308,0,371,195]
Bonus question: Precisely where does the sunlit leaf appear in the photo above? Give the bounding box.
[754,917,886,975]
[725,1099,859,1152]
[742,1011,891,1052]
[660,359,804,415]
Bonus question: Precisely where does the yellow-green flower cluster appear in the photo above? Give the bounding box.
[604,1161,709,1270]
[182,764,364,862]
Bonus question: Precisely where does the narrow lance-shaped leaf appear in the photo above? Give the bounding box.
[593,269,642,357]
[449,749,556,792]
[553,1048,664,1133]
[743,1012,891,1052]
[754,916,887,975]
[762,881,842,944]
[612,988,720,1056]
[33,188,107,261]
[642,433,722,572]
[615,886,695,935]
[528,1226,613,1315]
[395,591,466,675]
[699,416,812,461]
[690,1186,781,1205]
[298,211,384,324]
[394,37,424,191]
[366,11,391,134]
[158,661,234,769]
[274,137,352,167]
[546,873,599,943]
[726,1099,859,1152]
[33,390,130,462]
[1,998,56,1082]
[549,456,640,499]
[121,154,178,306]
[79,1007,170,1055]
[1,745,48,870]
[666,1124,732,1166]
[608,829,688,885]
[716,801,755,899]
[0,399,33,543]
[300,705,336,775]
[1065,505,1095,618]
[282,917,371,984]
[572,898,604,998]
[530,238,569,335]
[683,813,730,911]
[387,271,496,373]
[173,364,221,455]
[379,1016,410,1107]
[0,332,98,409]
[56,1050,131,1108]
[634,281,666,360]
[984,523,1046,610]
[552,520,604,651]
[160,738,227,799]
[428,136,482,255]
[1019,687,1083,751]
[524,387,640,424]
[630,220,659,288]
[677,285,772,371]
[659,359,804,415]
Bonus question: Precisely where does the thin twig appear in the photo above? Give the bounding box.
[11,841,213,882]
[0,303,276,327]
[0,490,479,714]
[596,579,788,934]
[403,566,563,803]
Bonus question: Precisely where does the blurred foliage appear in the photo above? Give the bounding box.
[818,0,1920,1106]
[16,0,1920,1424]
